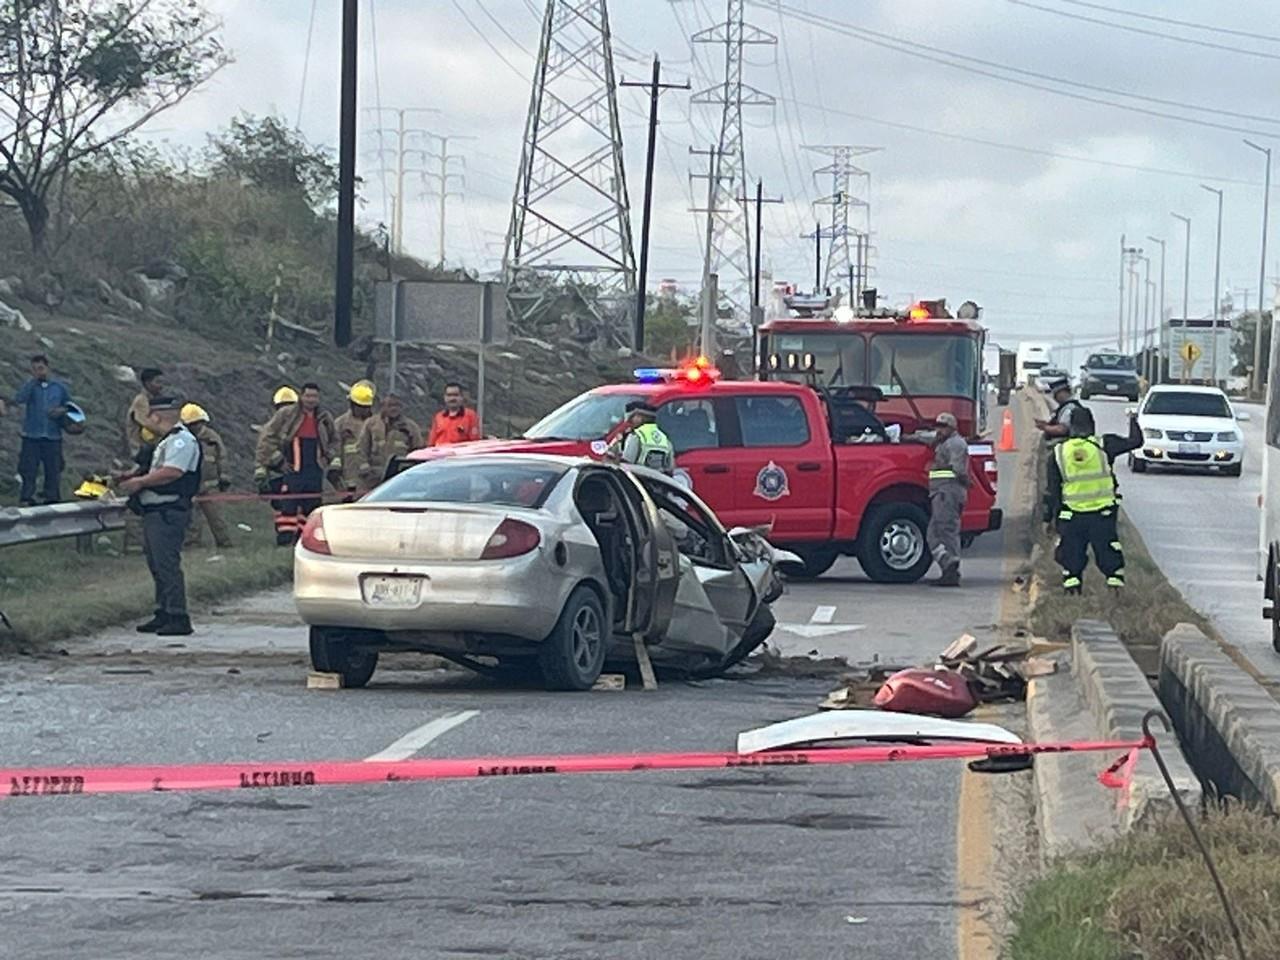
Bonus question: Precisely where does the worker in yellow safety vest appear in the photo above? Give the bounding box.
[1046,406,1142,594]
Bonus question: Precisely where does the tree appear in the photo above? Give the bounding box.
[644,294,698,358]
[1231,310,1272,385]
[0,0,228,252]
[208,114,337,212]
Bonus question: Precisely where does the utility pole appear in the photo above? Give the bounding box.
[1146,235,1166,383]
[1172,213,1191,381]
[799,222,823,294]
[690,145,732,356]
[368,107,439,255]
[1245,139,1272,395]
[621,57,690,350]
[736,179,783,323]
[1201,184,1225,385]
[1141,254,1151,380]
[335,0,358,347]
[423,133,474,265]
[1120,240,1142,353]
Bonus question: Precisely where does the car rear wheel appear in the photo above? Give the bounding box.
[309,627,379,689]
[857,502,931,583]
[782,545,839,580]
[540,586,608,691]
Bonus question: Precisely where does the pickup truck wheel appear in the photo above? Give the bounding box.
[783,545,839,580]
[857,503,931,583]
[539,586,607,691]
[309,627,379,689]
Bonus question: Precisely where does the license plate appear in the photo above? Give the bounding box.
[1105,383,1118,391]
[361,575,425,607]
[1177,443,1200,455]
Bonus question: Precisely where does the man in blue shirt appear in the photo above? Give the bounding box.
[8,354,73,505]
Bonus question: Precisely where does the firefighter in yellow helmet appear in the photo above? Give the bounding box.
[272,385,299,409]
[332,380,376,498]
[180,403,233,549]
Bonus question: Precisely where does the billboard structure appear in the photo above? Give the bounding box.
[374,280,509,430]
[1165,317,1232,385]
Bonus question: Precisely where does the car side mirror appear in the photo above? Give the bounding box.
[1236,411,1252,422]
[1124,406,1137,417]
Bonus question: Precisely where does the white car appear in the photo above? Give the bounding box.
[1130,385,1247,477]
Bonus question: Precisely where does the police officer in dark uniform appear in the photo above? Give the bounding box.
[118,397,203,636]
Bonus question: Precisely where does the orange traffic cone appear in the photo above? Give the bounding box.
[997,408,1017,452]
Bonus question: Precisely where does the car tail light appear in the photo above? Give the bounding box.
[481,518,541,559]
[299,511,331,555]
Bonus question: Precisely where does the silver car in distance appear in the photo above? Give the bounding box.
[294,454,787,690]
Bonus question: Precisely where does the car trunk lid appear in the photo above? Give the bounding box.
[319,504,507,561]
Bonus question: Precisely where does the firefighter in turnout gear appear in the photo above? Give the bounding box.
[606,400,675,474]
[1047,406,1142,594]
[332,380,376,497]
[254,382,337,545]
[926,412,969,587]
[357,393,423,489]
[180,403,233,549]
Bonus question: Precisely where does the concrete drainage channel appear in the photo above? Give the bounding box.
[1031,616,1280,859]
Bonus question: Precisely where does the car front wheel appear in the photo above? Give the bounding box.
[540,585,608,691]
[1224,462,1243,477]
[1130,456,1148,473]
[857,502,932,583]
[309,627,379,688]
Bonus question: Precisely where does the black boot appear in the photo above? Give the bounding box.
[136,611,166,633]
[932,563,961,587]
[157,615,193,637]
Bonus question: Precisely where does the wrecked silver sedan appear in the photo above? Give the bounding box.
[293,454,786,690]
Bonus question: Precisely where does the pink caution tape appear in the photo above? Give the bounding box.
[3,737,1151,800]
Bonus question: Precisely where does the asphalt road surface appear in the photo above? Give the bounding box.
[2,467,1017,959]
[1087,397,1279,682]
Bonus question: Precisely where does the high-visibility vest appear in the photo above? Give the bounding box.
[632,422,675,473]
[1055,436,1116,513]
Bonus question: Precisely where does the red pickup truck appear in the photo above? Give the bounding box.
[405,376,1001,582]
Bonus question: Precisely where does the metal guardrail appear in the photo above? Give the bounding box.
[0,499,129,548]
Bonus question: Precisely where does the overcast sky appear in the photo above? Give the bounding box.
[143,0,1280,358]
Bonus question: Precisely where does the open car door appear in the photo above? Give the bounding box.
[609,468,679,643]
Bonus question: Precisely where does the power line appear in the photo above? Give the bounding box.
[778,94,1275,189]
[761,2,1280,137]
[1008,0,1280,60]
[452,0,531,81]
[367,0,390,226]
[295,0,319,130]
[1051,0,1280,43]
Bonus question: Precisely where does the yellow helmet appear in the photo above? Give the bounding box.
[140,426,159,443]
[349,380,376,407]
[180,403,209,425]
[273,386,299,406]
[74,475,111,500]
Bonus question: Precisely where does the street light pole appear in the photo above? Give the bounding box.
[1172,213,1191,382]
[1140,255,1151,377]
[1201,184,1225,386]
[1245,139,1272,395]
[1147,235,1166,383]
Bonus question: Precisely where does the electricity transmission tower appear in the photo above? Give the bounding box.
[690,0,775,321]
[805,145,879,296]
[504,0,636,346]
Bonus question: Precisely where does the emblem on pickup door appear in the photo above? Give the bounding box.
[754,461,790,501]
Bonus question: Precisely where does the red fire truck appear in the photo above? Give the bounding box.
[403,357,1001,582]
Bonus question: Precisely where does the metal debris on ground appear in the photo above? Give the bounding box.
[820,634,1057,717]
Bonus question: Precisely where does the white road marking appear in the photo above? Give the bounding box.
[364,710,479,763]
[811,605,837,624]
[777,622,866,639]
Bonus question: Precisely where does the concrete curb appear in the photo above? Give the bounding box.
[1072,619,1200,827]
[1160,623,1280,812]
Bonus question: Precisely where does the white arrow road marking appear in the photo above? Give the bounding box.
[364,710,480,762]
[775,606,866,639]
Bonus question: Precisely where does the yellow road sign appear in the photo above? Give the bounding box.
[1180,341,1202,364]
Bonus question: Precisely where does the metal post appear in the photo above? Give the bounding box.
[1172,213,1191,382]
[814,221,822,294]
[334,0,358,347]
[1147,236,1166,384]
[1246,140,1272,395]
[1202,184,1224,385]
[699,145,718,313]
[753,179,763,309]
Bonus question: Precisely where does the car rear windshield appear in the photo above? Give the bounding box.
[1143,392,1232,418]
[365,460,567,508]
[1087,354,1135,371]
[524,391,642,441]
